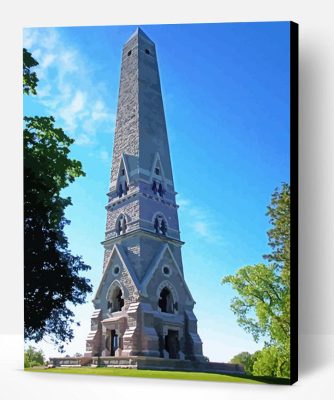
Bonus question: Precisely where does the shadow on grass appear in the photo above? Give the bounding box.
[227,374,291,385]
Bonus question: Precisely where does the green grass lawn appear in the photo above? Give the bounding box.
[25,367,290,385]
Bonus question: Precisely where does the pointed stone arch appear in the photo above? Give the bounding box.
[141,244,194,306]
[117,153,131,183]
[149,152,166,182]
[116,153,131,197]
[150,152,167,197]
[93,244,141,304]
[106,280,125,313]
[115,213,128,235]
[156,280,179,303]
[152,211,168,236]
[156,280,178,314]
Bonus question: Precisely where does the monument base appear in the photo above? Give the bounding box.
[49,356,245,375]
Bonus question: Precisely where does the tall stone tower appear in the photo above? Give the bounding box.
[85,28,205,362]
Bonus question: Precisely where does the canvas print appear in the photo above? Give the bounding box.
[23,22,298,384]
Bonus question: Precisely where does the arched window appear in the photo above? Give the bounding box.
[116,214,127,235]
[154,214,167,236]
[107,286,124,313]
[158,287,174,313]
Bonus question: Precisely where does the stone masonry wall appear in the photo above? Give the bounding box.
[105,200,140,235]
[110,35,140,185]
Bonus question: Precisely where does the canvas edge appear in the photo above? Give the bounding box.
[290,20,299,385]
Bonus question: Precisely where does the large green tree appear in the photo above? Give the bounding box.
[24,346,45,368]
[229,351,256,375]
[222,183,290,377]
[24,49,92,350]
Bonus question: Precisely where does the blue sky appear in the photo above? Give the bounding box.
[23,22,290,361]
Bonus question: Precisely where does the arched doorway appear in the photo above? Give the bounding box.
[105,329,119,356]
[164,330,180,359]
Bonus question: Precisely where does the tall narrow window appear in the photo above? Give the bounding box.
[158,183,164,197]
[158,287,174,313]
[154,215,167,236]
[115,288,124,311]
[118,183,123,198]
[116,215,127,235]
[160,219,167,236]
[108,287,124,313]
[124,181,129,195]
[117,219,122,235]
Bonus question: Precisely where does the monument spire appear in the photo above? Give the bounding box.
[110,26,174,189]
[85,28,206,365]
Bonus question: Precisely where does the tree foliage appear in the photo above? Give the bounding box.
[252,346,290,377]
[23,48,39,95]
[24,346,45,368]
[24,49,92,350]
[229,351,255,375]
[264,182,290,286]
[223,183,290,377]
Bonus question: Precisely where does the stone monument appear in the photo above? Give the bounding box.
[85,27,205,364]
[52,28,243,374]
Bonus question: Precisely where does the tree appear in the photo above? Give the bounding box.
[252,346,290,377]
[229,350,262,375]
[24,49,92,350]
[222,183,290,377]
[24,346,45,368]
[229,351,254,375]
[23,48,39,95]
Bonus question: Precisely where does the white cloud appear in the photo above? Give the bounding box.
[59,90,86,132]
[92,100,110,121]
[193,221,210,237]
[39,28,59,50]
[59,50,78,74]
[41,53,56,69]
[177,197,190,207]
[70,91,86,113]
[178,197,224,244]
[23,29,40,49]
[32,48,41,61]
[23,28,114,148]
[75,134,94,146]
[37,83,52,98]
[99,149,110,163]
